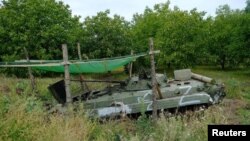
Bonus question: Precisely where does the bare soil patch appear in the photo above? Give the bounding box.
[222,98,248,124]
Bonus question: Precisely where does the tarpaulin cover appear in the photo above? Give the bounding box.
[0,53,146,74]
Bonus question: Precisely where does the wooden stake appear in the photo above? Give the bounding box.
[62,44,72,103]
[149,38,158,121]
[77,43,84,90]
[77,42,82,60]
[23,47,36,92]
[77,43,89,91]
[129,50,134,78]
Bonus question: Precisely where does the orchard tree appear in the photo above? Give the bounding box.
[131,2,209,69]
[244,0,250,66]
[81,10,132,58]
[131,3,168,53]
[155,7,208,68]
[130,3,168,68]
[0,0,83,61]
[210,5,247,69]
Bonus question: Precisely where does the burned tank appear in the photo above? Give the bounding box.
[48,69,226,118]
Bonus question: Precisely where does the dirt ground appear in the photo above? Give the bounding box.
[222,98,248,124]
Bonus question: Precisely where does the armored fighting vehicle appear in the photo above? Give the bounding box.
[49,69,226,118]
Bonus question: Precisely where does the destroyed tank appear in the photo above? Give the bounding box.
[48,69,226,118]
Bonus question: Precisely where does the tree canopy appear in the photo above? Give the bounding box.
[0,0,83,61]
[0,0,249,72]
[130,2,250,69]
[81,10,132,59]
[208,5,249,69]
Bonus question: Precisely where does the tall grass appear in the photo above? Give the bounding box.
[0,67,249,141]
[192,66,250,99]
[0,96,229,141]
[0,95,96,141]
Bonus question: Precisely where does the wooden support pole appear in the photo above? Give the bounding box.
[62,44,72,104]
[149,38,158,121]
[23,47,36,92]
[77,42,82,60]
[129,50,134,78]
[77,43,84,90]
[76,43,89,91]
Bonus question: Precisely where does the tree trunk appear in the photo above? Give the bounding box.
[77,43,89,91]
[220,55,226,70]
[23,47,36,93]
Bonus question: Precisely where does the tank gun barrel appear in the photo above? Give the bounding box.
[191,73,214,83]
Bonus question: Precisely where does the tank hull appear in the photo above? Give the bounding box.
[48,70,226,118]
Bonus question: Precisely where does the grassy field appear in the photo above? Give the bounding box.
[0,67,249,141]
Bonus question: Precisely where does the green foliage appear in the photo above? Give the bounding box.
[81,10,132,58]
[155,8,208,69]
[0,0,250,71]
[0,95,10,116]
[208,5,250,69]
[135,114,154,139]
[0,95,44,141]
[131,3,212,69]
[130,2,250,69]
[238,108,250,124]
[0,0,83,61]
[131,3,171,68]
[226,78,242,99]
